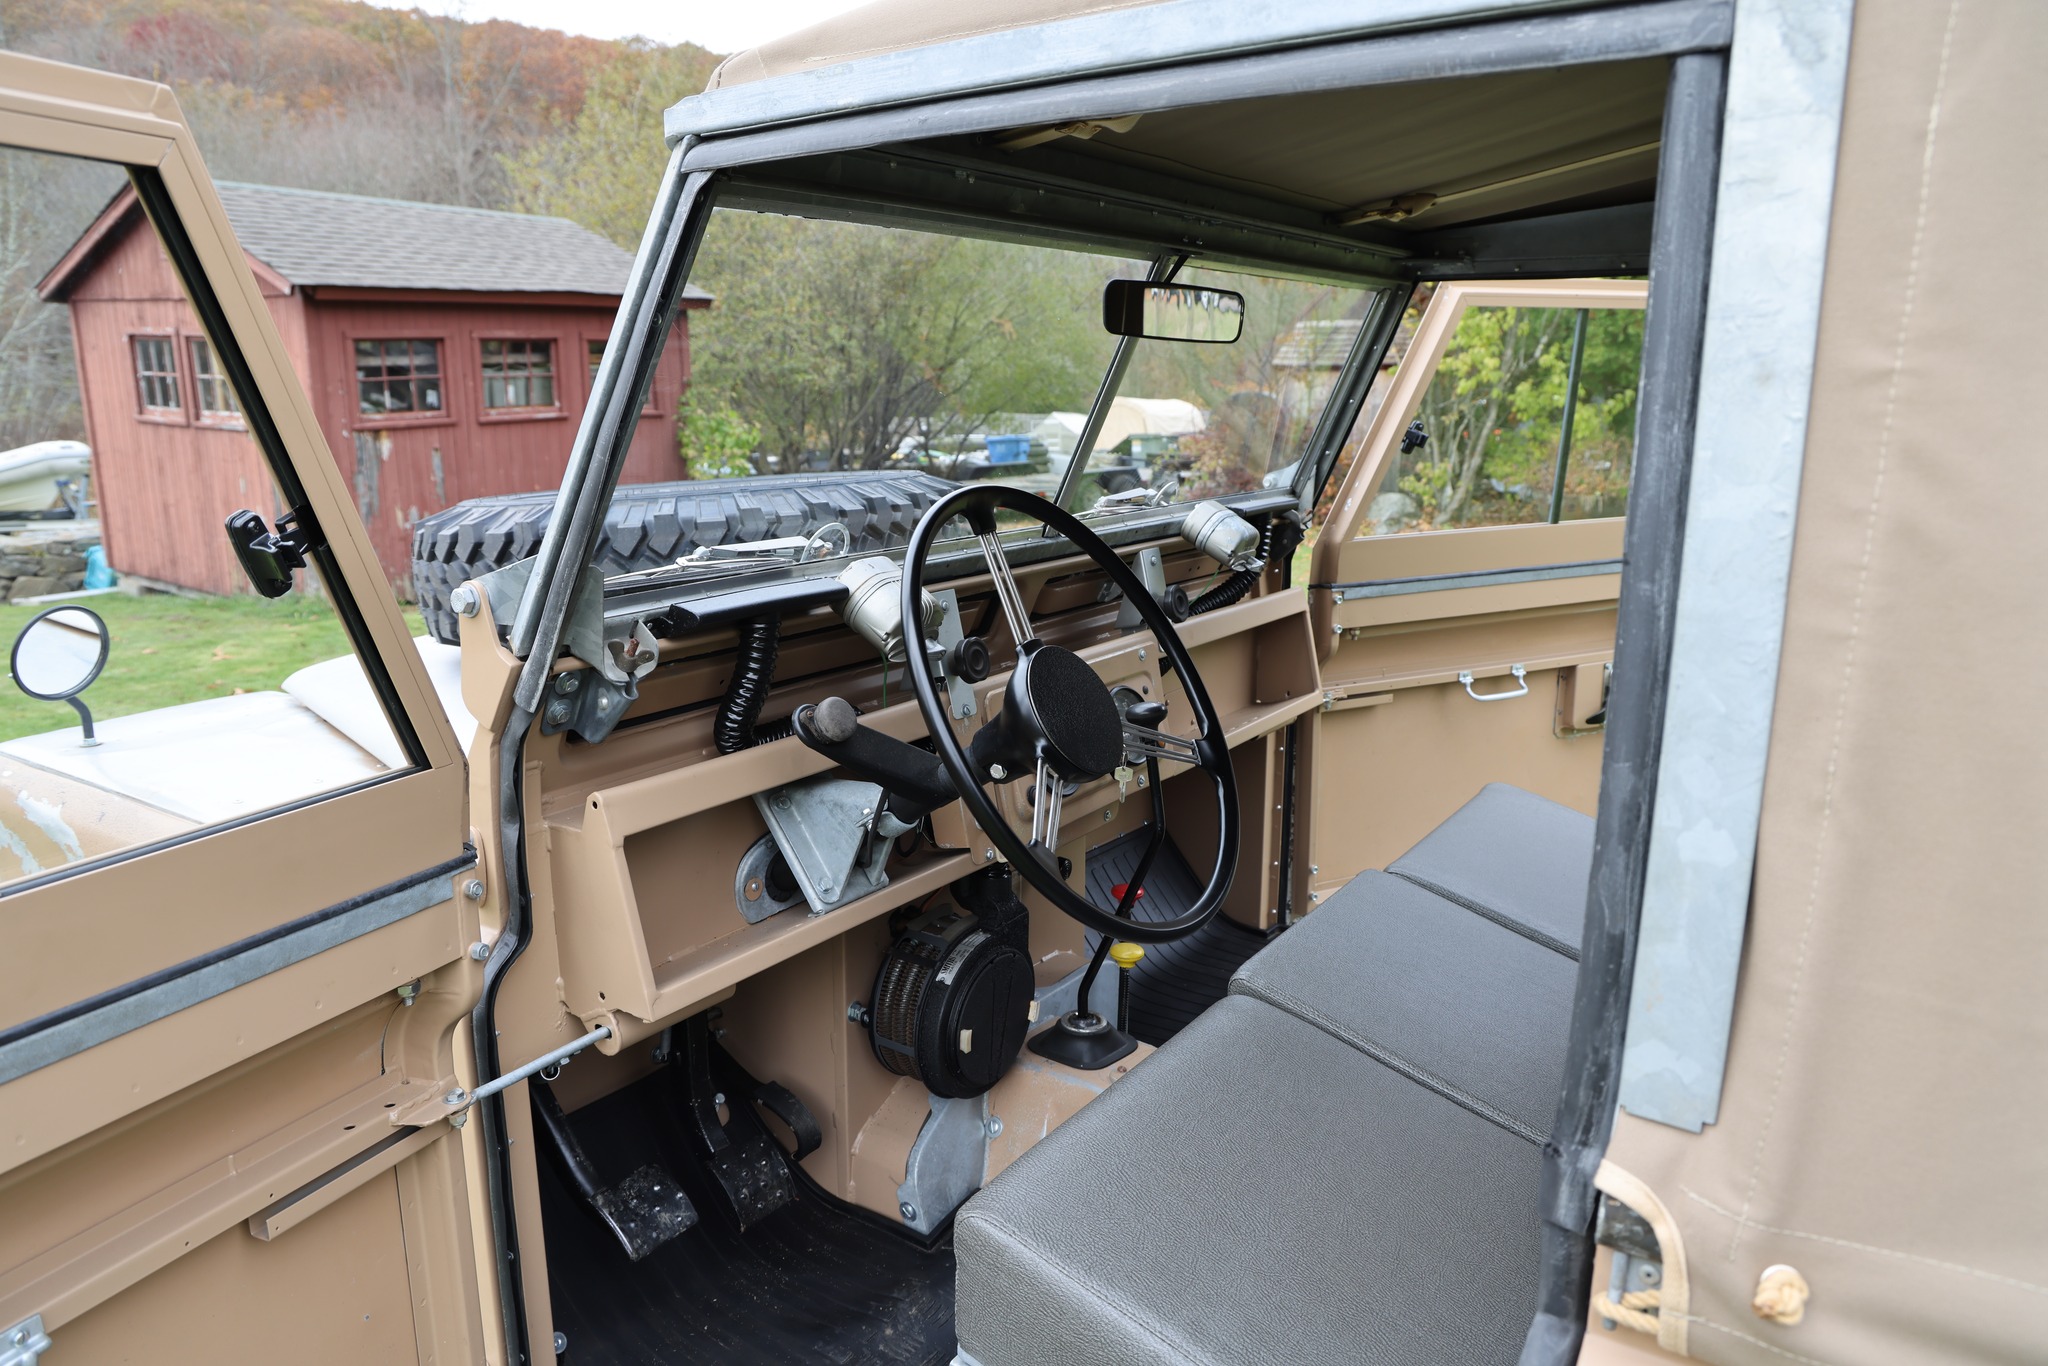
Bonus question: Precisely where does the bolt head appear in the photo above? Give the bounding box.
[988,762,1007,781]
[1138,648,1147,661]
[468,940,490,961]
[554,1331,568,1356]
[553,671,581,696]
[899,1201,918,1222]
[713,1092,726,1107]
[984,848,996,861]
[450,584,480,617]
[544,698,572,726]
[463,878,485,901]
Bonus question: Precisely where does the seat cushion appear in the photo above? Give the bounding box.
[1228,870,1578,1140]
[955,995,1547,1366]
[1385,782,1594,957]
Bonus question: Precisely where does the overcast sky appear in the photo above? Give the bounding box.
[361,0,873,56]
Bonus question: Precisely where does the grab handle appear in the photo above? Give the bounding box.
[1458,664,1528,702]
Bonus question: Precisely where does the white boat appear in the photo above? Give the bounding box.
[0,440,91,515]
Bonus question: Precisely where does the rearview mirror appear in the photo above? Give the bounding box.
[1102,280,1245,344]
[10,605,109,745]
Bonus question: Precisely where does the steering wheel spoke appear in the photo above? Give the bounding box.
[1027,757,1066,849]
[1122,720,1201,768]
[977,531,1037,649]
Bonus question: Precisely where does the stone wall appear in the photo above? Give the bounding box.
[0,522,100,603]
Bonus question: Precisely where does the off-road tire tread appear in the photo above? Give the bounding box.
[410,471,954,643]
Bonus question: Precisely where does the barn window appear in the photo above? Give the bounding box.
[133,336,181,414]
[190,336,243,422]
[356,339,444,415]
[482,339,557,410]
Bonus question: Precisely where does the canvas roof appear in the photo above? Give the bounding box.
[41,182,712,302]
[705,0,1167,90]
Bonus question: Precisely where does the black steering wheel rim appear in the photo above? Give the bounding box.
[901,483,1239,943]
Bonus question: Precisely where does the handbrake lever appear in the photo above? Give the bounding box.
[793,697,958,823]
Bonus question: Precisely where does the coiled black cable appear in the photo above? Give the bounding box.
[715,615,782,754]
[1189,512,1302,615]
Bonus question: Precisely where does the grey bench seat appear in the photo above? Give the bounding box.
[955,784,1593,1366]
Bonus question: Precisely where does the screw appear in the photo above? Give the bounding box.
[847,1001,870,1024]
[984,849,996,861]
[555,1331,568,1356]
[450,584,480,617]
[544,698,572,727]
[553,672,581,696]
[1310,864,1319,876]
[1138,648,1147,661]
[985,1114,1004,1138]
[900,1201,918,1222]
[468,941,490,961]
[463,878,485,901]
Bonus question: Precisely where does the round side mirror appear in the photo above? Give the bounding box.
[12,606,109,700]
[11,606,109,745]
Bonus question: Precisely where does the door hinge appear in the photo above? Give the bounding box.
[225,503,324,599]
[1,1315,50,1366]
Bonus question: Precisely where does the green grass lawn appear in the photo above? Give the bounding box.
[0,593,426,742]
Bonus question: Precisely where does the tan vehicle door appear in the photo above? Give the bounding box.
[0,57,482,1363]
[1302,278,1646,904]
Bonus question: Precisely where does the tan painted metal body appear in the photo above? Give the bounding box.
[3,1,2041,1362]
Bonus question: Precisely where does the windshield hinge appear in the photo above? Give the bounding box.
[225,503,324,599]
[1,1315,50,1366]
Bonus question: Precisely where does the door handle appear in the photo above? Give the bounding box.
[1458,664,1528,702]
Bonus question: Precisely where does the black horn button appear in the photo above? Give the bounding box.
[1021,645,1124,779]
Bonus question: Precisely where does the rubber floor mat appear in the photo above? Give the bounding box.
[1085,827,1269,1046]
[542,1065,955,1366]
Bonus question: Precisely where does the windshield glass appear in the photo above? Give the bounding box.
[1072,265,1377,506]
[657,207,1377,543]
[679,206,1124,502]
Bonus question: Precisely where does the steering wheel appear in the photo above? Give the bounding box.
[901,484,1239,943]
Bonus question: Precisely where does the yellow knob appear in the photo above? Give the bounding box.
[1109,942,1145,971]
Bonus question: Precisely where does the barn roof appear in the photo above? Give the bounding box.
[40,182,712,303]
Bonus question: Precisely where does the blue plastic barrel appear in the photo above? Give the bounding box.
[983,435,1031,464]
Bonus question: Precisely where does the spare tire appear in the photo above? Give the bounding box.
[410,470,956,644]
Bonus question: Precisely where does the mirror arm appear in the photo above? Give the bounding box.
[65,694,97,747]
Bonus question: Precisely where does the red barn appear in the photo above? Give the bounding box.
[39,182,709,594]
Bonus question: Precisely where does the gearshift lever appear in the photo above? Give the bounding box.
[1031,933,1142,1070]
